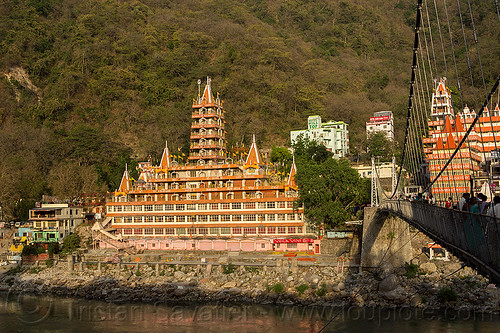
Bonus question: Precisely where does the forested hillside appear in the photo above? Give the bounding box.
[0,0,498,219]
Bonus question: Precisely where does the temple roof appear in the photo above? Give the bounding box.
[201,77,214,104]
[245,134,262,166]
[455,115,465,132]
[287,156,297,188]
[436,78,448,93]
[444,116,454,133]
[118,164,130,192]
[160,140,171,169]
[444,133,457,149]
[435,136,444,150]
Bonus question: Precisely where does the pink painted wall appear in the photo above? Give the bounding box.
[99,239,321,253]
[240,242,255,251]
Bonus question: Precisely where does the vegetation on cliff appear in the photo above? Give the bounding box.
[0,0,498,219]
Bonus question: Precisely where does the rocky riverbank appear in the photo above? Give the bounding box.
[1,258,499,313]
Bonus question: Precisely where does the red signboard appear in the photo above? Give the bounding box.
[369,116,391,122]
[273,238,314,244]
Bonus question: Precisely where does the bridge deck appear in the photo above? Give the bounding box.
[380,200,500,284]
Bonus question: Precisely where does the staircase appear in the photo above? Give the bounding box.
[92,217,136,254]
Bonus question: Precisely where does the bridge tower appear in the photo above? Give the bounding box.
[371,157,379,207]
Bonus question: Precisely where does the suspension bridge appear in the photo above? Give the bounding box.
[370,0,500,283]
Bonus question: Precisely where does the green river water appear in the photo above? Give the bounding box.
[0,293,498,332]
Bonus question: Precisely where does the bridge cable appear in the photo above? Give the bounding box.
[423,0,439,79]
[389,0,424,200]
[422,76,500,194]
[433,0,449,76]
[496,0,500,21]
[433,0,469,201]
[456,0,491,196]
[442,0,471,201]
[467,0,500,192]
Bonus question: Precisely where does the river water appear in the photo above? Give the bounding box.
[0,293,498,332]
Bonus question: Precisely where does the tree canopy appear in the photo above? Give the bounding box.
[292,139,370,229]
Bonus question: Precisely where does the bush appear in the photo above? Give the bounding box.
[61,233,81,253]
[45,259,54,268]
[438,287,458,302]
[6,266,23,275]
[244,266,259,273]
[47,243,58,255]
[316,283,327,297]
[296,284,309,295]
[222,263,236,274]
[22,244,44,256]
[29,267,42,274]
[272,283,285,294]
[404,263,421,278]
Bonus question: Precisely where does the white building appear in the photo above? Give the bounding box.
[352,162,393,179]
[290,115,349,158]
[29,203,85,240]
[366,111,394,140]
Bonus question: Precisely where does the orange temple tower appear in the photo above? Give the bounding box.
[100,78,316,252]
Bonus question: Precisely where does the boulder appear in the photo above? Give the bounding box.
[410,295,423,306]
[173,271,186,280]
[307,275,321,284]
[383,286,406,302]
[420,262,437,274]
[378,274,398,292]
[222,281,236,288]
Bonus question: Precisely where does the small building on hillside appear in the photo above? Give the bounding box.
[29,203,84,241]
[290,115,349,158]
[366,111,394,141]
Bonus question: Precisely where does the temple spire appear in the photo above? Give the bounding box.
[287,155,297,188]
[118,164,130,192]
[160,140,171,169]
[245,134,262,166]
[201,77,214,104]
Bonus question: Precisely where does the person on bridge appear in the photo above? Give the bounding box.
[487,196,500,219]
[428,193,436,205]
[478,193,490,214]
[459,193,470,211]
[445,197,453,209]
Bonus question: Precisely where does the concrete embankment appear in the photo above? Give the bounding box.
[1,256,498,313]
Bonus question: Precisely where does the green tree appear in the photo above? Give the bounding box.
[61,233,81,253]
[270,146,293,179]
[293,138,370,229]
[367,132,394,161]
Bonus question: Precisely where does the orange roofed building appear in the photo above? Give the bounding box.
[97,78,317,252]
[424,78,500,200]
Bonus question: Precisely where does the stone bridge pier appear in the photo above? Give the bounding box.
[360,207,412,269]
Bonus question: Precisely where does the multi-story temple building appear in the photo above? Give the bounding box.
[97,79,318,252]
[424,78,500,200]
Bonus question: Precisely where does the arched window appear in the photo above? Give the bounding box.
[226,192,234,199]
[255,191,263,199]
